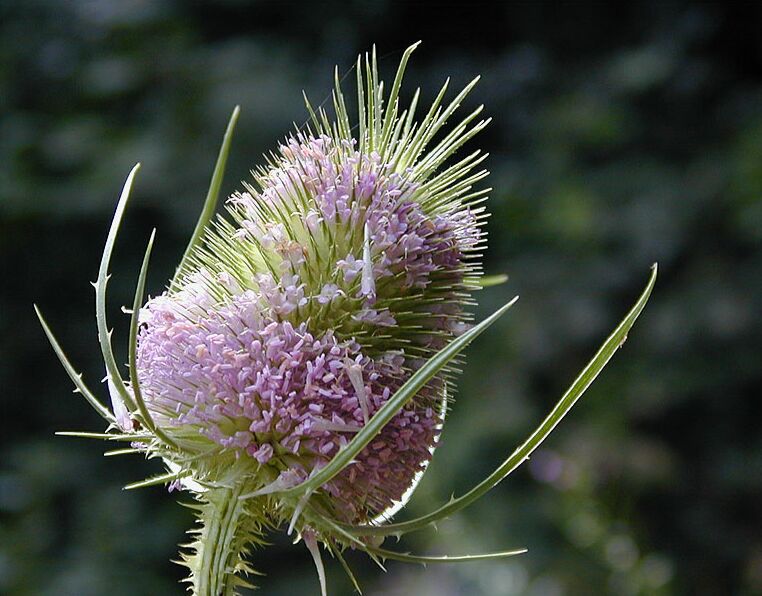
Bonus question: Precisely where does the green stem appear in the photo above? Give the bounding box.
[191,485,249,596]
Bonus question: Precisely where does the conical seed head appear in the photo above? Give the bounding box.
[135,56,487,523]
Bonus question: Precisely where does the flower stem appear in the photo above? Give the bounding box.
[190,484,250,596]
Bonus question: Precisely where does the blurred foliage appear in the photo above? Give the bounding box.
[1,1,761,595]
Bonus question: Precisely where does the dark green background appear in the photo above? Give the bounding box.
[1,1,760,594]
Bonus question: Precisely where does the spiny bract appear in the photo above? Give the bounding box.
[38,42,657,596]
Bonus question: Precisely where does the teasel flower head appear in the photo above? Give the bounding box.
[37,42,657,596]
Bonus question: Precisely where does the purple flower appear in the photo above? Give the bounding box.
[43,43,659,596]
[37,42,658,596]
[137,290,443,522]
[125,45,496,592]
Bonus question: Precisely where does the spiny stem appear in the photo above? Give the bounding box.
[188,484,251,596]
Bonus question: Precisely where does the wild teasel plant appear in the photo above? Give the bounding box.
[36,43,657,595]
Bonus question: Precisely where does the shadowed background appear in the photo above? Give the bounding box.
[1,1,761,594]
